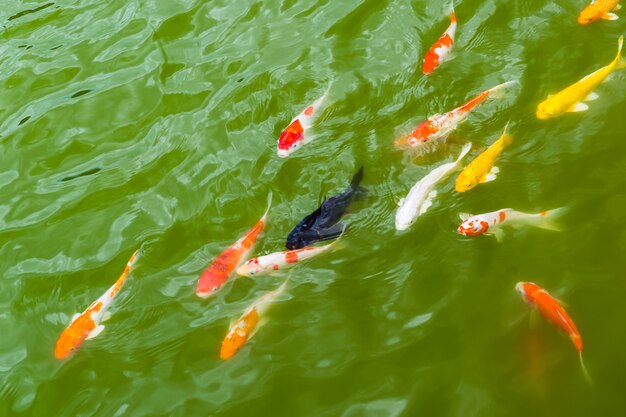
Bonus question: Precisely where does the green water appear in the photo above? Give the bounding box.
[1,0,626,416]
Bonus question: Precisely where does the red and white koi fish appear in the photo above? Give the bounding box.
[395,80,517,149]
[195,193,272,298]
[277,87,330,158]
[516,282,591,382]
[237,242,335,277]
[457,208,564,241]
[54,249,140,359]
[423,1,457,75]
[220,280,288,360]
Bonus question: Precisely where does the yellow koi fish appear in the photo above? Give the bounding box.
[455,123,512,192]
[536,35,625,120]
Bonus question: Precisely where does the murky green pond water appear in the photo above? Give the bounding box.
[1,0,626,416]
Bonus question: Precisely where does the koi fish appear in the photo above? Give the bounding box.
[195,192,272,298]
[516,282,591,382]
[578,0,621,24]
[396,81,516,148]
[54,249,140,359]
[220,280,288,360]
[423,1,457,75]
[237,242,335,277]
[277,86,330,158]
[286,168,365,249]
[457,208,564,240]
[537,35,625,119]
[455,123,512,192]
[395,143,471,231]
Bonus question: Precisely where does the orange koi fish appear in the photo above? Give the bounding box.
[195,192,272,298]
[277,86,330,158]
[220,280,288,360]
[396,80,516,149]
[578,0,621,24]
[516,282,591,382]
[423,1,457,75]
[54,249,140,359]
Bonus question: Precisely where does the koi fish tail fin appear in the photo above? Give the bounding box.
[488,80,519,99]
[614,35,626,69]
[350,167,367,198]
[500,121,513,148]
[449,0,456,23]
[455,142,472,165]
[261,190,273,222]
[535,207,567,231]
[579,352,593,386]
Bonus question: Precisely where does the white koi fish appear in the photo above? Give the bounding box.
[396,143,472,231]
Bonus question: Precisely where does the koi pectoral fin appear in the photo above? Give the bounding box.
[569,103,589,112]
[585,92,599,101]
[419,190,437,215]
[86,325,105,340]
[615,4,622,11]
[459,212,472,221]
[315,224,347,241]
[483,167,499,183]
[603,12,619,20]
[485,228,505,242]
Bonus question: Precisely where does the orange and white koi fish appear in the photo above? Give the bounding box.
[423,1,457,75]
[54,249,140,359]
[396,80,516,148]
[455,123,512,192]
[457,208,564,241]
[195,192,272,298]
[277,87,330,158]
[237,242,335,277]
[537,36,625,119]
[579,0,621,24]
[516,282,591,382]
[220,280,288,360]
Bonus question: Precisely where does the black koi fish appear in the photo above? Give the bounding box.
[286,167,365,249]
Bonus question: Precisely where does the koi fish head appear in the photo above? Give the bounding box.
[536,100,561,120]
[516,282,540,305]
[408,120,439,145]
[196,270,226,299]
[423,51,440,75]
[277,119,305,158]
[236,259,264,277]
[578,5,603,25]
[457,217,489,236]
[455,173,478,193]
[54,316,91,359]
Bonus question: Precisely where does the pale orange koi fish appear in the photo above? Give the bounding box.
[395,80,516,149]
[54,249,140,359]
[423,1,457,75]
[195,192,272,298]
[516,282,591,382]
[220,280,288,360]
